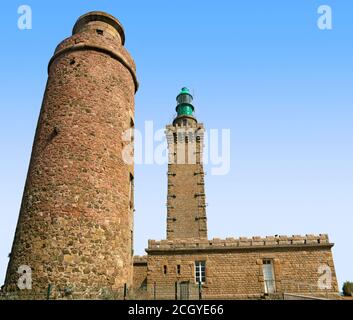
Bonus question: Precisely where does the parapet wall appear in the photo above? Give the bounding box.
[147,234,331,251]
[133,255,147,264]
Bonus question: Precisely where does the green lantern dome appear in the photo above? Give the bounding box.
[176,87,194,116]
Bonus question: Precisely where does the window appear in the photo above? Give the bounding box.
[163,265,167,275]
[130,118,135,142]
[177,265,181,275]
[96,29,104,35]
[195,261,206,283]
[177,94,192,105]
[262,259,276,294]
[129,173,134,209]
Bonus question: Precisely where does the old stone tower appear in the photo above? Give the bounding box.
[5,11,138,294]
[165,88,207,239]
[3,11,340,300]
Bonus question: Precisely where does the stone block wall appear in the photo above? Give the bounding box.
[165,122,207,239]
[145,234,339,299]
[133,256,147,290]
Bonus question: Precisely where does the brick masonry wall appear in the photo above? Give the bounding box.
[4,12,137,295]
[145,235,339,299]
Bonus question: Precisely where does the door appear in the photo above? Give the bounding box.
[179,281,190,300]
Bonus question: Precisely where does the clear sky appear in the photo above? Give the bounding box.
[0,1,352,290]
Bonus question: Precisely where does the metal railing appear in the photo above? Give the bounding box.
[0,280,337,300]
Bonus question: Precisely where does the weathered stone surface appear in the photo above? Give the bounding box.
[5,11,137,296]
[166,120,207,240]
[137,92,340,299]
[132,256,147,291]
[142,241,339,299]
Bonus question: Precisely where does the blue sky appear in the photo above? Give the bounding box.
[0,1,352,290]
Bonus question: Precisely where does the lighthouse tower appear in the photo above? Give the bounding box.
[5,11,138,295]
[165,88,208,240]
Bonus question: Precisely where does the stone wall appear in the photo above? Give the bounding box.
[146,234,339,299]
[148,234,331,250]
[4,12,138,295]
[133,256,147,290]
[165,122,207,239]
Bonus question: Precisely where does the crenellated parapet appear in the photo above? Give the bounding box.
[147,234,332,252]
[133,255,147,264]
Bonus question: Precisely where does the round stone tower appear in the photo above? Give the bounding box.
[4,11,138,295]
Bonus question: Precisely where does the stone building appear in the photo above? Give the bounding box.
[133,88,339,299]
[4,11,138,296]
[2,10,339,300]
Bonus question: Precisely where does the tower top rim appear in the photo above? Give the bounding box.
[72,11,125,45]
